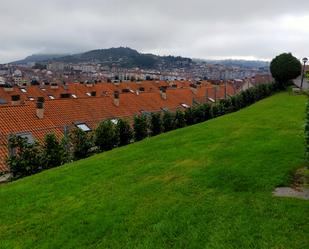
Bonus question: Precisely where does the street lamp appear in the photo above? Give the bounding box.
[301,57,308,89]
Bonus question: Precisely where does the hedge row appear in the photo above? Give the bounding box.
[7,82,278,180]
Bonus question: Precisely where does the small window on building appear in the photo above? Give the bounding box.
[29,97,35,101]
[76,123,91,132]
[181,103,190,108]
[86,92,91,96]
[16,132,35,144]
[20,88,27,93]
[48,95,55,100]
[72,94,77,99]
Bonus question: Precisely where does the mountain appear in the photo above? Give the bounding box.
[11,47,194,69]
[51,47,193,69]
[11,54,69,65]
[195,58,269,69]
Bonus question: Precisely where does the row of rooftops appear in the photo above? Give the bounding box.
[0,80,236,172]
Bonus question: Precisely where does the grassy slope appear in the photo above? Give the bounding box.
[0,92,308,249]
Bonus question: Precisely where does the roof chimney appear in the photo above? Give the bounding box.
[11,95,21,106]
[86,82,94,87]
[160,87,167,100]
[190,84,198,95]
[51,83,59,89]
[4,84,13,92]
[36,101,44,119]
[113,91,120,106]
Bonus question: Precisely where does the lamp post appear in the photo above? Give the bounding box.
[301,57,308,89]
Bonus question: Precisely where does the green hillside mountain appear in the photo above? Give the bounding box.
[0,92,308,249]
[10,47,194,69]
[11,53,68,65]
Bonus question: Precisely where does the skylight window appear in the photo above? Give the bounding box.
[20,88,27,93]
[140,110,151,116]
[16,132,35,144]
[181,103,190,108]
[76,123,91,132]
[111,119,118,125]
[208,97,215,103]
[48,95,55,100]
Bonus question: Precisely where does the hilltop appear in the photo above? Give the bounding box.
[0,92,308,248]
[10,47,194,69]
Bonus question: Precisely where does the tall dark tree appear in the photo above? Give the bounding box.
[133,115,148,141]
[162,111,175,132]
[149,112,162,136]
[94,120,119,152]
[116,119,133,146]
[41,133,66,169]
[270,53,301,87]
[174,110,186,129]
[70,128,93,160]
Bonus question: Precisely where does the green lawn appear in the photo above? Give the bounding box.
[0,92,308,249]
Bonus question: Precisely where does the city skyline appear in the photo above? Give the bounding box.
[0,0,309,63]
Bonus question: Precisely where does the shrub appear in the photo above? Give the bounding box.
[41,133,67,169]
[270,53,302,88]
[184,108,195,126]
[7,135,42,178]
[117,119,133,146]
[95,120,119,152]
[149,112,162,136]
[174,110,186,129]
[70,128,93,160]
[134,115,148,141]
[305,101,309,162]
[162,111,175,132]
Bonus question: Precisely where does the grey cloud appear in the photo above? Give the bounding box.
[0,0,309,63]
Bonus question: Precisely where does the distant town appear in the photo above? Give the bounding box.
[0,47,271,87]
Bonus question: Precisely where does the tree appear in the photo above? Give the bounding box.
[149,112,162,136]
[133,115,148,141]
[270,53,301,87]
[70,128,93,160]
[174,110,186,129]
[94,120,119,152]
[7,135,42,178]
[116,119,133,146]
[41,133,66,169]
[162,111,175,132]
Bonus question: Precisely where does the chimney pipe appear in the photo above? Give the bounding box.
[11,95,21,105]
[4,84,13,92]
[160,87,167,100]
[190,84,198,95]
[36,101,44,119]
[113,91,120,106]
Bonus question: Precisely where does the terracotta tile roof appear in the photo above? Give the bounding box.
[0,80,230,172]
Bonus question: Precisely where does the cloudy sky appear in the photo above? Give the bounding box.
[0,0,309,63]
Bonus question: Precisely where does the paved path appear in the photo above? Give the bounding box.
[294,76,309,90]
[273,187,309,200]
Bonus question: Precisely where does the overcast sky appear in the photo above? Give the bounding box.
[0,0,309,63]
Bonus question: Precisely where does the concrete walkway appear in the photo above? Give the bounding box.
[293,76,309,90]
[273,187,309,200]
